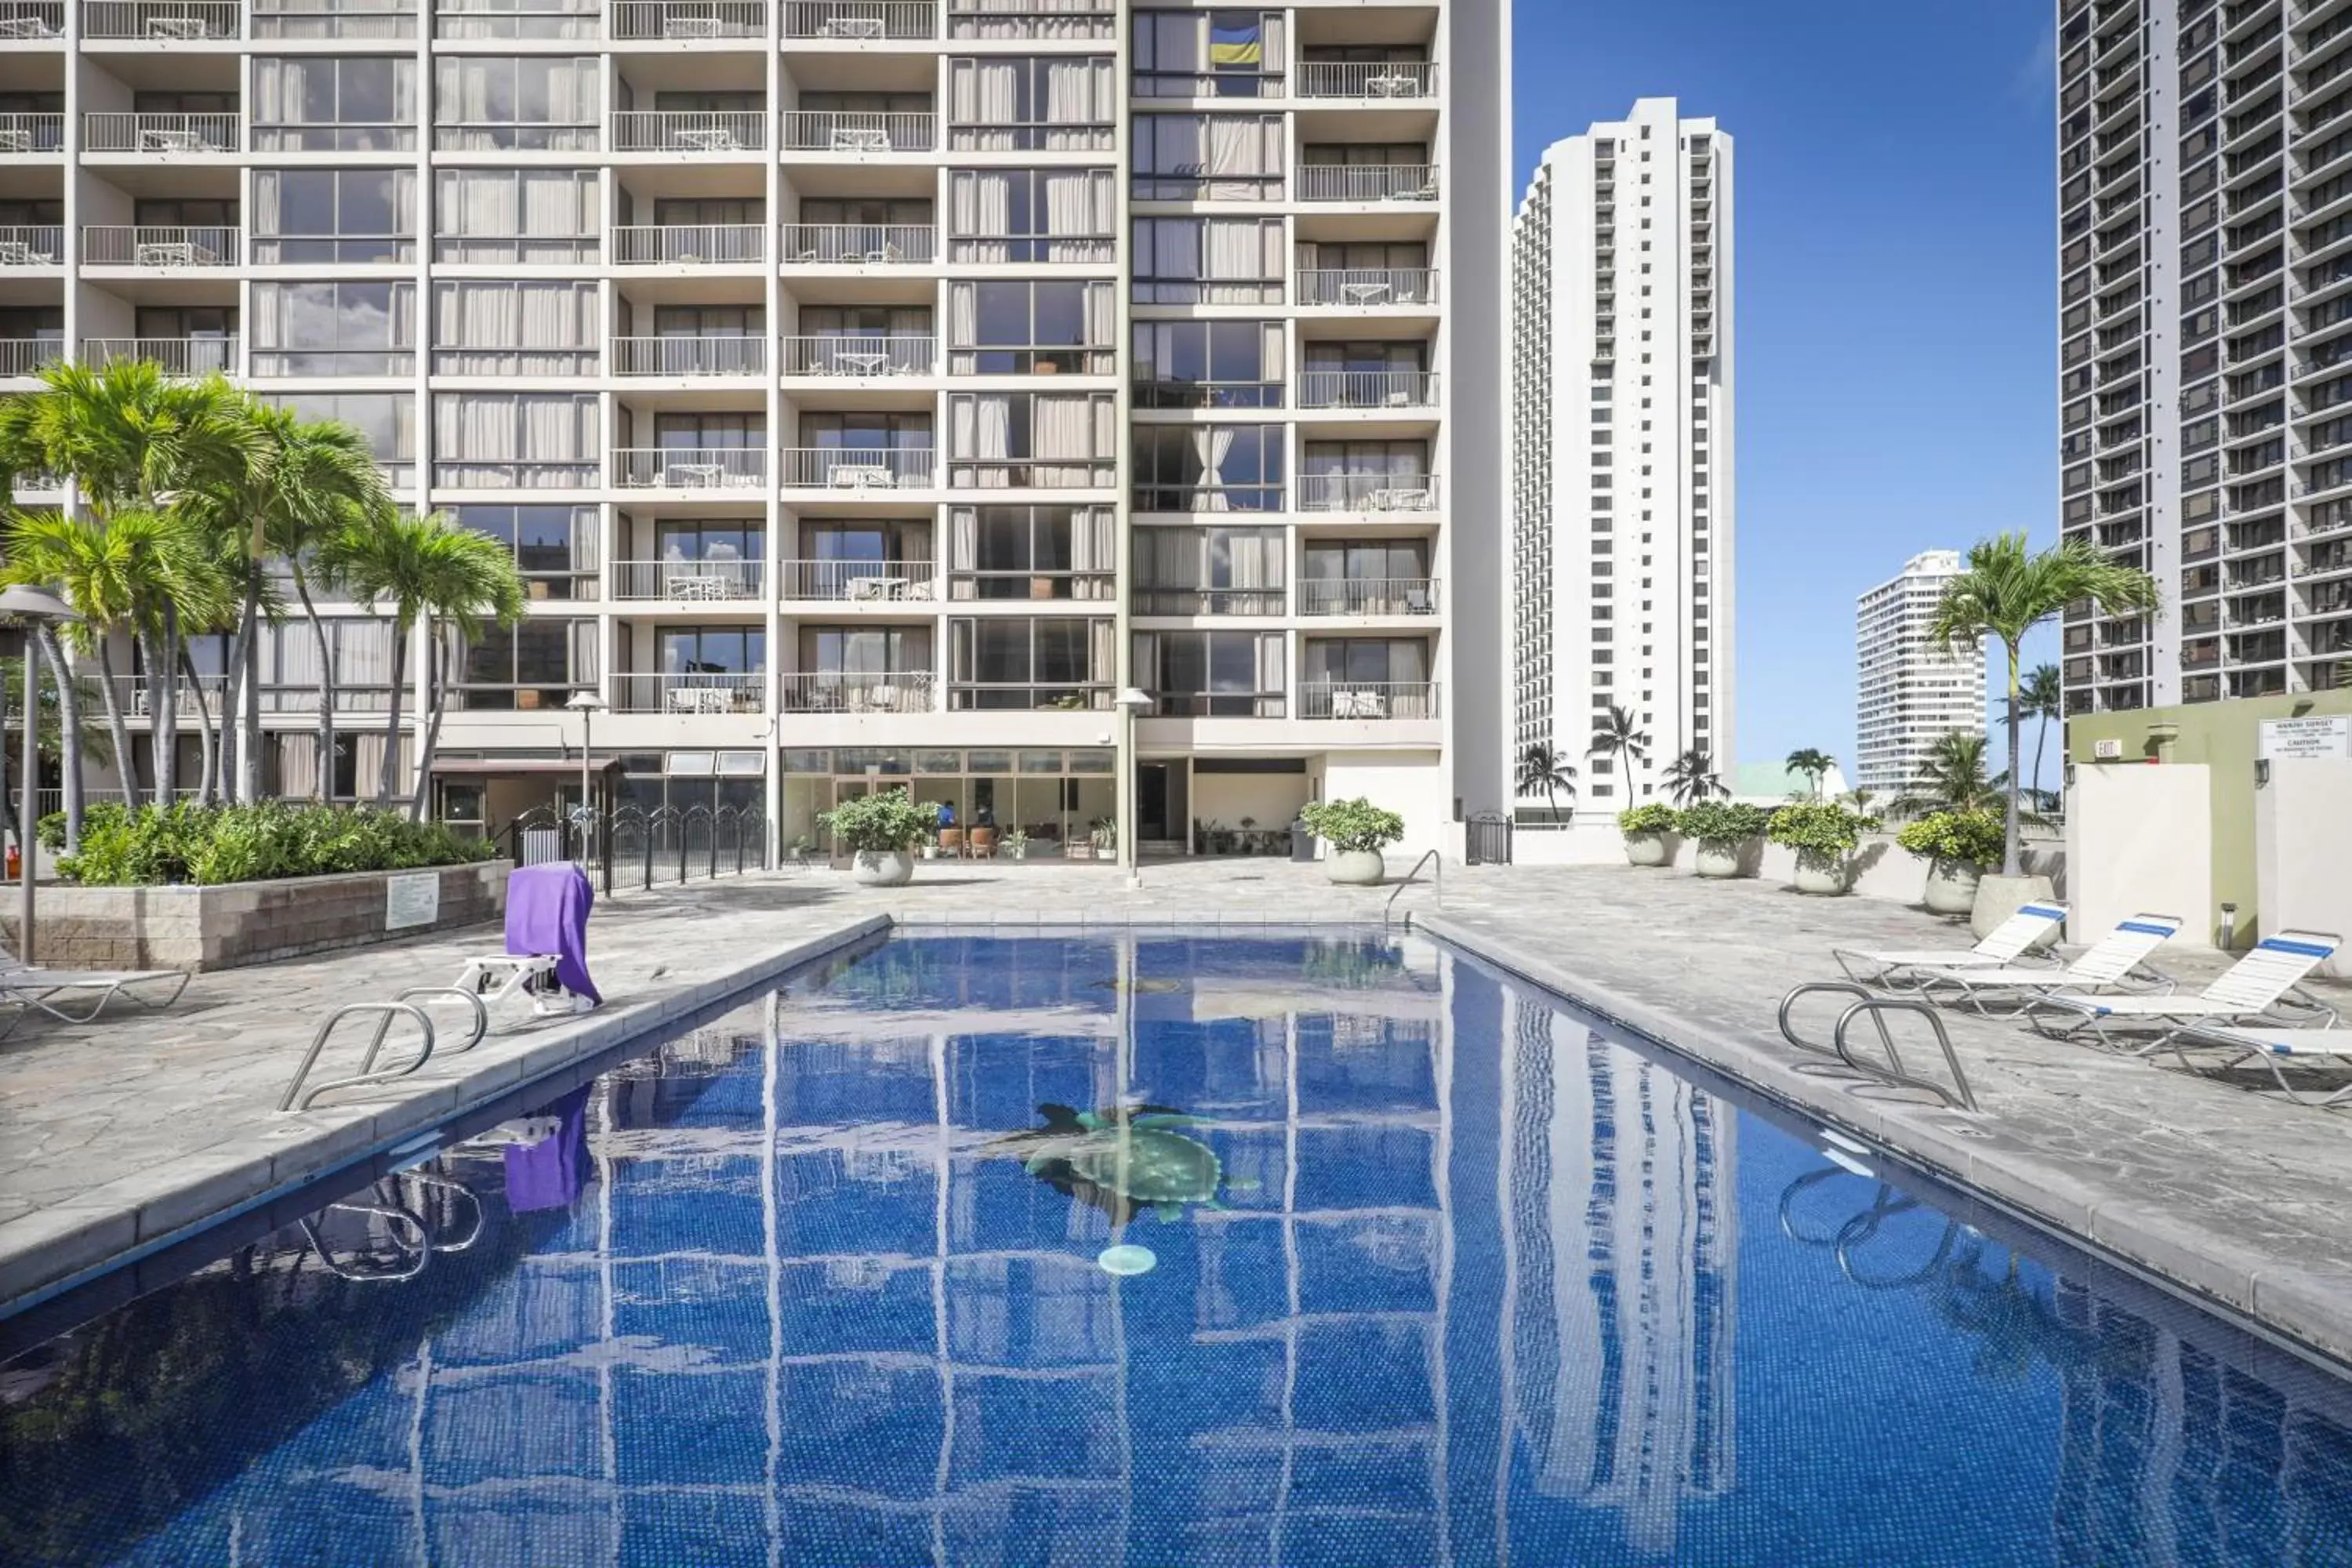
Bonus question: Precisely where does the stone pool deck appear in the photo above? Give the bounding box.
[3,860,2351,1367]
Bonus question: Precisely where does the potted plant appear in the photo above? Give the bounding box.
[1005,828,1029,862]
[1767,800,1881,896]
[1298,797,1405,885]
[1675,801,1771,880]
[818,787,933,887]
[920,831,940,862]
[1896,808,2005,916]
[1091,816,1116,855]
[1239,815,1258,854]
[1617,804,1679,867]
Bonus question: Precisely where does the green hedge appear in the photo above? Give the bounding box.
[55,803,494,887]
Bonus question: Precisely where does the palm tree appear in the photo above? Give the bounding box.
[336,512,525,814]
[1588,702,1650,795]
[1928,533,2158,874]
[1843,786,1878,817]
[1515,742,1579,822]
[2013,663,2063,811]
[1785,747,1835,800]
[1662,747,1724,806]
[1890,731,2007,819]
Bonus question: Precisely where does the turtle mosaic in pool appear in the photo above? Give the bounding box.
[5,931,2352,1566]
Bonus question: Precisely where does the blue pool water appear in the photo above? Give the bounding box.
[5,932,2352,1566]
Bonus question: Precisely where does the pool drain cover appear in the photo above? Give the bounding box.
[1097,1244,1157,1276]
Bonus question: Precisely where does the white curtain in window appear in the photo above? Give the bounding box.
[1033,395,1093,485]
[1207,117,1279,198]
[1255,632,1285,696]
[1204,219,1279,300]
[1070,506,1114,583]
[253,281,416,354]
[252,57,318,125]
[435,57,597,129]
[437,171,596,244]
[951,395,1014,483]
[948,281,980,373]
[949,507,980,572]
[336,619,395,688]
[1043,170,1109,258]
[1044,58,1110,147]
[435,281,594,371]
[250,172,282,234]
[1085,281,1116,349]
[1195,426,1236,512]
[1090,619,1116,684]
[951,60,1022,149]
[951,171,1013,261]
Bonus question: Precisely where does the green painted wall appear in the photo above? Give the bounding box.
[2067,691,2352,949]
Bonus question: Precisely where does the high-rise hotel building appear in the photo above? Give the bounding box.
[2,0,1509,858]
[2056,0,2352,713]
[1854,550,1986,797]
[1508,98,1732,809]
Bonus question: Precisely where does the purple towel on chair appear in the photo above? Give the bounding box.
[503,1084,591,1214]
[505,863,601,1004]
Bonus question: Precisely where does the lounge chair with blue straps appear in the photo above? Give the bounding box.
[1909,913,2183,1014]
[2021,930,2340,1049]
[1831,901,2068,989]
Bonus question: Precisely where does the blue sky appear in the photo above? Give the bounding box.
[1512,0,2060,785]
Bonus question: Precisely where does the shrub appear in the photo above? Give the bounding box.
[56,802,492,887]
[1299,797,1405,855]
[818,787,935,853]
[1896,808,2005,871]
[1673,800,1771,849]
[1617,804,1679,835]
[1767,801,1882,866]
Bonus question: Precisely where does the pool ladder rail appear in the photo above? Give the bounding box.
[276,988,492,1113]
[1384,848,1443,925]
[1777,981,1981,1113]
[299,1171,485,1283]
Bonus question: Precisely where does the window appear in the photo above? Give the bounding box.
[1301,540,1432,615]
[946,505,1116,598]
[1134,630,1285,715]
[1134,11,1285,96]
[131,308,238,375]
[655,626,764,677]
[949,616,1115,709]
[799,624,930,676]
[1131,216,1284,303]
[434,281,596,376]
[659,303,768,337]
[252,169,416,263]
[432,394,598,488]
[133,198,237,230]
[949,169,1116,261]
[1134,321,1283,407]
[1131,114,1284,198]
[455,505,599,599]
[1133,425,1283,511]
[436,0,598,40]
[949,56,1116,148]
[434,169,598,263]
[948,392,1116,488]
[252,57,416,151]
[1303,637,1432,716]
[252,281,416,375]
[1299,140,1432,200]
[434,57,600,151]
[653,411,764,450]
[268,392,415,486]
[1133,525,1285,614]
[459,618,599,711]
[659,519,764,564]
[1294,239,1433,304]
[949,281,1114,373]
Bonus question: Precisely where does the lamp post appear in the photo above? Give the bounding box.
[564,689,606,863]
[1,586,79,964]
[1112,686,1153,885]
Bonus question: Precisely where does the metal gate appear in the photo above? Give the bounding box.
[1465,810,1512,866]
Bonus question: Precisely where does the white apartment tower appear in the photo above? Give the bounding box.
[1854,550,1986,797]
[1509,97,1732,809]
[1,0,1511,859]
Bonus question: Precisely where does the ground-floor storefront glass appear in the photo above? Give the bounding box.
[780,747,1115,858]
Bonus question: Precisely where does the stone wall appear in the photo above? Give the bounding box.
[0,861,512,971]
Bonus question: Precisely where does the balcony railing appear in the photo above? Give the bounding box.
[82,226,239,267]
[613,558,766,601]
[82,0,241,37]
[1297,473,1440,512]
[1296,163,1440,202]
[614,447,768,488]
[0,339,58,376]
[780,111,936,153]
[608,0,764,37]
[612,223,766,265]
[1298,369,1439,409]
[779,222,936,263]
[0,2,62,37]
[0,114,62,152]
[612,111,766,153]
[614,672,765,715]
[82,112,241,152]
[1294,60,1436,99]
[252,0,415,38]
[85,336,238,376]
[779,558,937,600]
[1299,681,1439,720]
[1295,267,1438,307]
[783,0,931,38]
[779,445,934,488]
[1299,578,1439,616]
[780,670,935,713]
[0,227,60,265]
[612,336,766,376]
[126,673,228,719]
[781,334,935,376]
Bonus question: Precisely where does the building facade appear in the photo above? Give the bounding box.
[3,0,1509,859]
[2056,0,2352,717]
[1853,549,1984,797]
[1508,96,1732,811]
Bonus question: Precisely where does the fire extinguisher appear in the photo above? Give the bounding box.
[5,844,20,882]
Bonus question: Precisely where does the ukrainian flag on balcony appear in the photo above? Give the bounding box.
[1210,20,1262,68]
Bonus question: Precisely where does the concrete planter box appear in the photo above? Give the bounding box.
[0,861,511,973]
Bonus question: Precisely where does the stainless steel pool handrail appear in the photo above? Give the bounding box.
[1778,980,1981,1112]
[278,1002,437,1112]
[1385,848,1442,924]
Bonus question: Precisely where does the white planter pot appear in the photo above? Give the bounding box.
[1624,832,1675,868]
[1792,854,1850,895]
[1327,848,1387,885]
[1971,872,2057,939]
[1922,859,1980,916]
[1693,841,1748,879]
[851,849,914,887]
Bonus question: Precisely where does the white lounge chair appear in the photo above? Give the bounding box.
[452,953,591,1018]
[2155,1023,2352,1109]
[0,950,191,1036]
[1911,913,2184,1014]
[2023,930,2342,1048]
[1831,902,2068,989]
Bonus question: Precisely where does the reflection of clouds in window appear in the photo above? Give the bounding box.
[253,283,413,375]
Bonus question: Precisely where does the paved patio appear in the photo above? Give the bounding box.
[3,859,2351,1362]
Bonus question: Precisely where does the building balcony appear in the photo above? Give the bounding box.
[1295,163,1440,203]
[1296,473,1440,513]
[613,671,764,715]
[613,558,765,601]
[0,338,57,377]
[0,2,62,38]
[780,333,935,377]
[609,0,764,39]
[1295,267,1438,307]
[779,222,935,265]
[0,226,62,266]
[779,558,937,601]
[612,335,766,376]
[82,0,241,38]
[85,336,238,376]
[1299,578,1439,616]
[1294,60,1436,100]
[611,111,766,154]
[82,112,240,153]
[126,673,228,719]
[1297,369,1439,411]
[782,0,932,40]
[612,224,766,266]
[1298,681,1439,720]
[780,670,934,713]
[614,446,767,489]
[779,111,936,154]
[82,226,238,267]
[778,445,933,488]
[0,114,62,153]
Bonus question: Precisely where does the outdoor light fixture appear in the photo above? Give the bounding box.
[0,585,80,965]
[564,691,607,859]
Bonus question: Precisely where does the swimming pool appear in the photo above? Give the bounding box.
[4,931,2350,1566]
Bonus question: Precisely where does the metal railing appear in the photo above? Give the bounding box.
[780,334,935,376]
[1296,163,1440,201]
[0,339,58,376]
[1295,267,1438,307]
[127,674,230,717]
[82,226,239,267]
[85,336,238,376]
[779,222,935,263]
[0,227,60,266]
[612,672,765,713]
[613,447,768,488]
[1297,472,1441,511]
[612,335,765,376]
[1385,848,1442,924]
[784,0,931,38]
[0,2,61,36]
[0,114,63,152]
[778,558,937,600]
[1296,60,1437,99]
[1299,578,1439,616]
[612,558,766,601]
[493,803,768,895]
[779,670,935,713]
[82,0,241,37]
[612,224,767,265]
[780,111,937,152]
[612,110,767,153]
[608,0,764,36]
[83,111,241,152]
[434,0,597,38]
[1298,368,1439,408]
[252,0,414,37]
[778,445,934,488]
[1298,681,1440,720]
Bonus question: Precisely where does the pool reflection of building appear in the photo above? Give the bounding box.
[1500,985,1737,1558]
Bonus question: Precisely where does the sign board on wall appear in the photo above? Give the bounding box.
[2092,739,2123,760]
[385,871,441,930]
[2259,717,2352,762]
